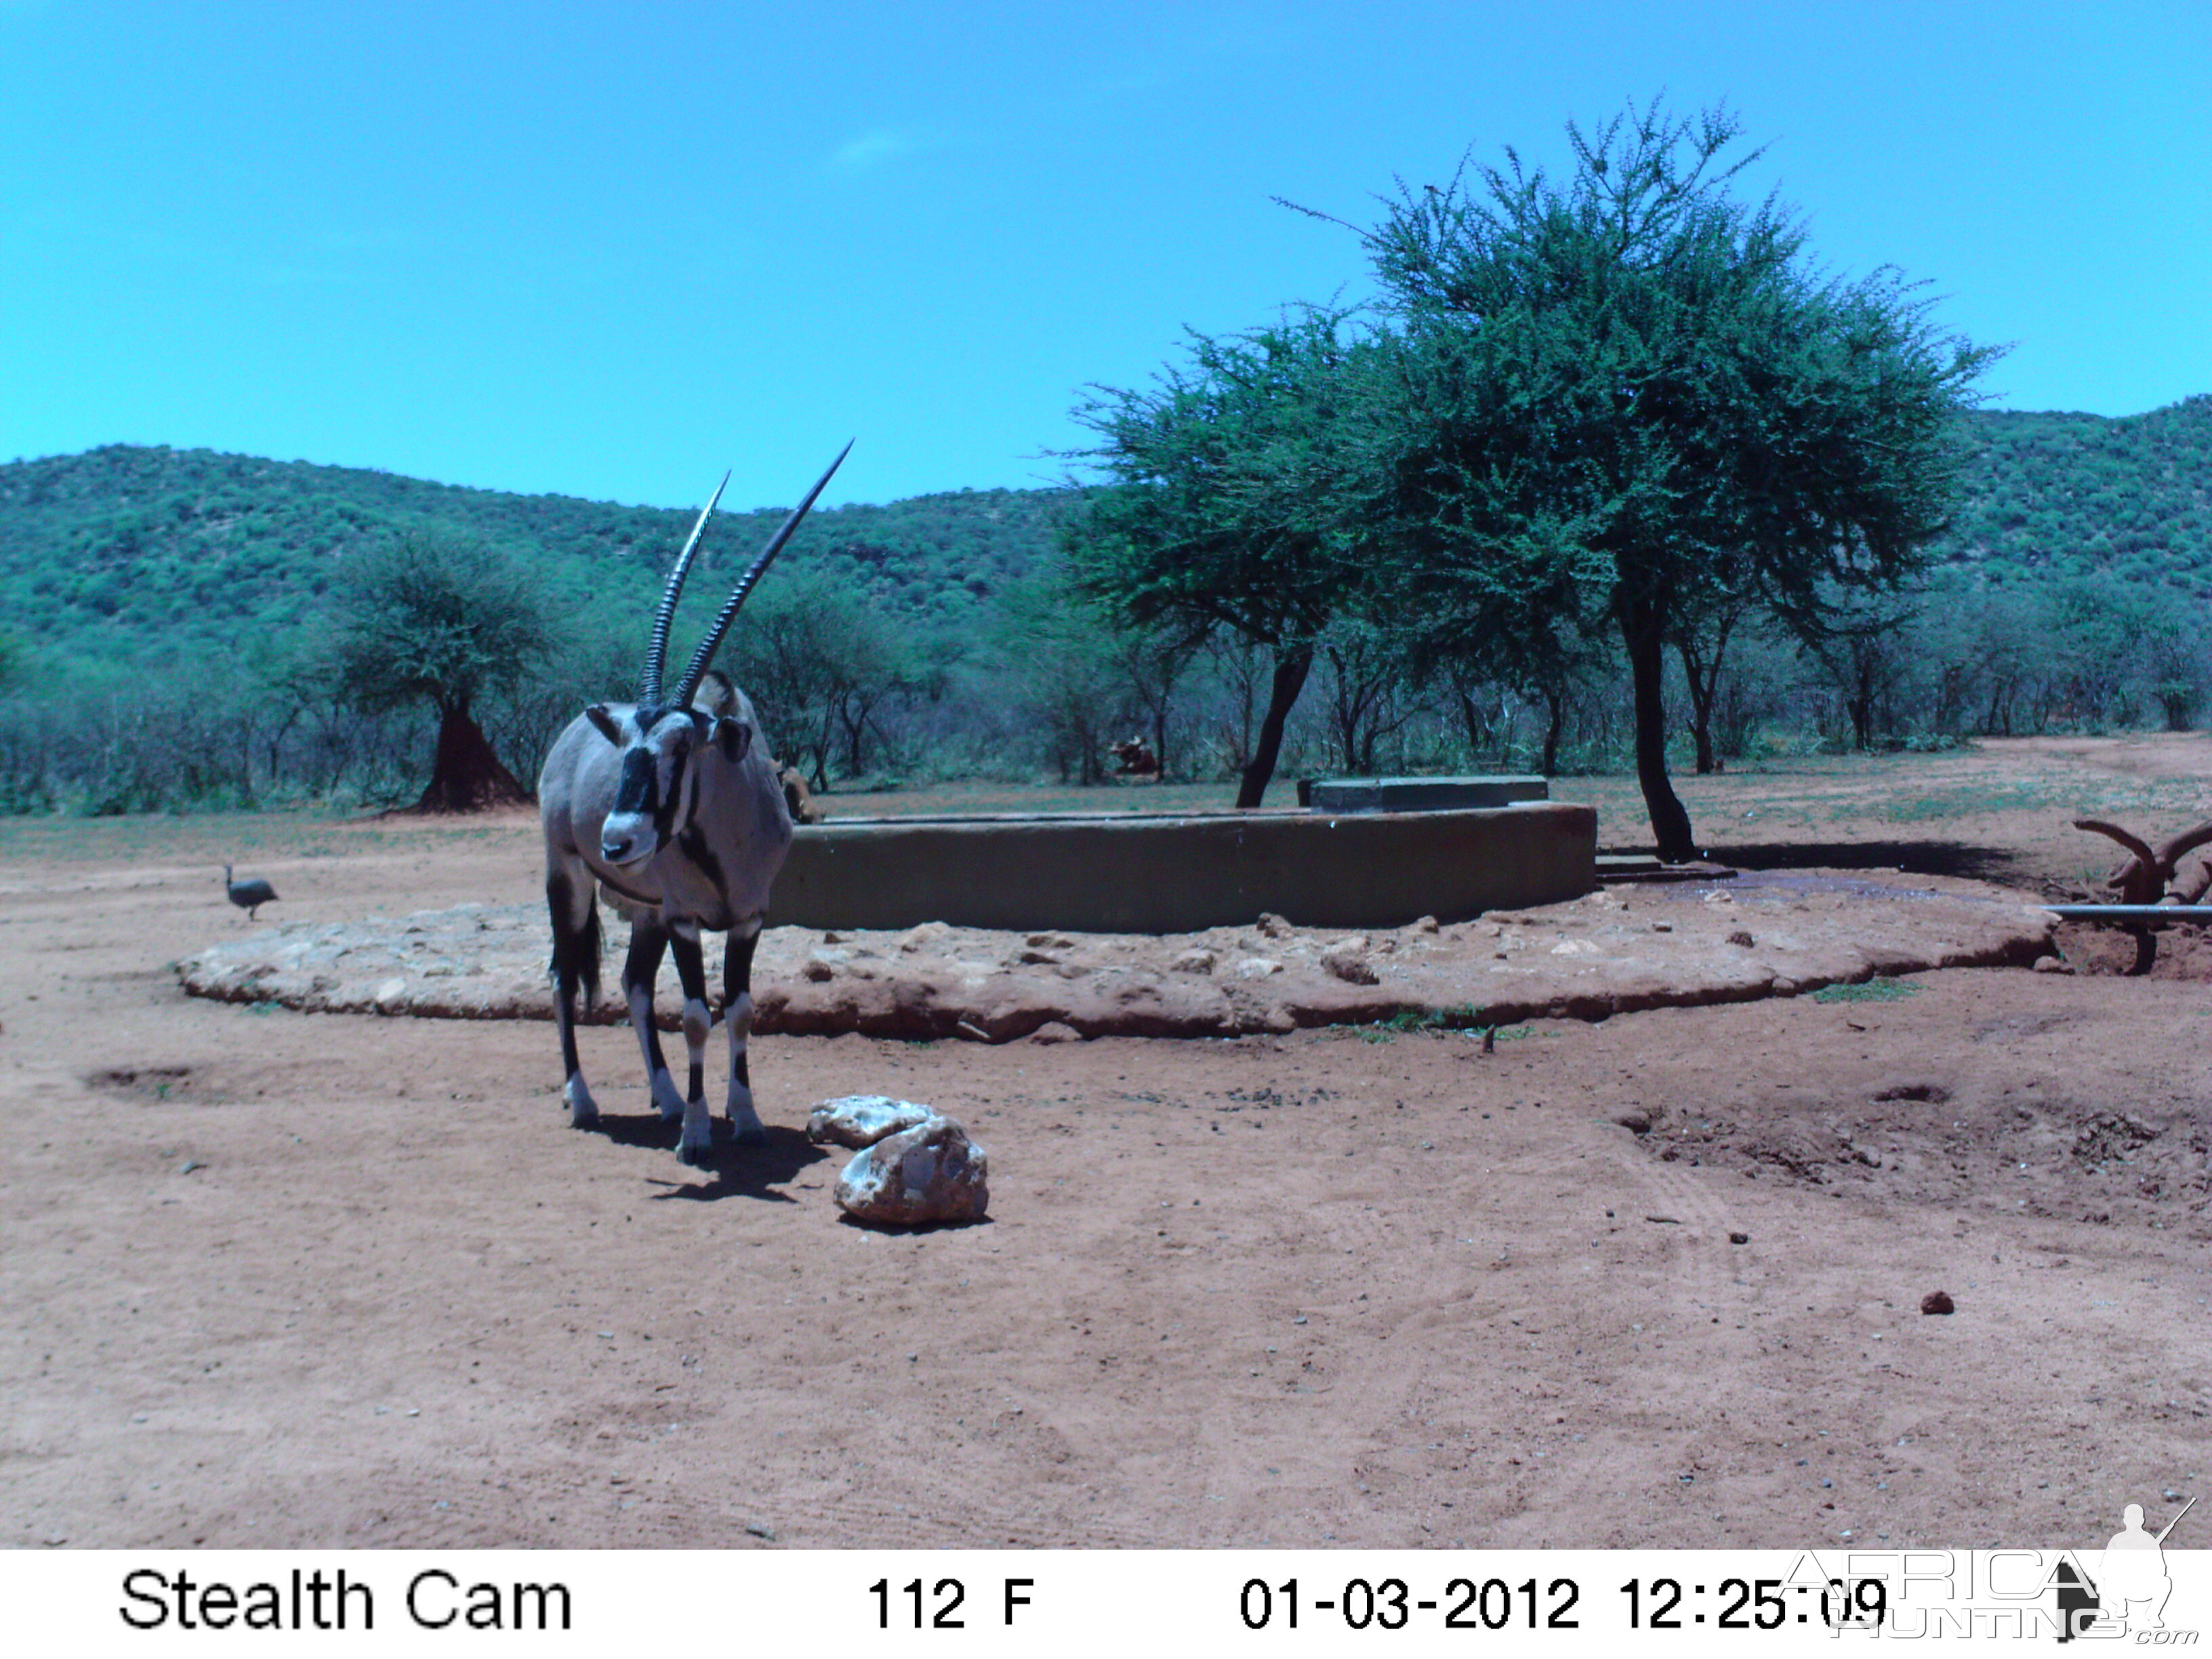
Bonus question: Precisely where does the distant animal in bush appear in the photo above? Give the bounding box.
[779,764,822,824]
[537,445,848,1166]
[222,864,279,920]
[1110,736,1160,779]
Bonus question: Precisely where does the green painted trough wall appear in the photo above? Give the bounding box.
[769,802,1596,935]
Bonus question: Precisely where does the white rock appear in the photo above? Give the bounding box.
[1233,957,1283,980]
[805,1094,937,1148]
[835,1118,989,1226]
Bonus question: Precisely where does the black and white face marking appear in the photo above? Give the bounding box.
[594,705,708,868]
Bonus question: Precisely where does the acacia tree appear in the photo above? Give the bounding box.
[330,534,550,811]
[1672,590,1753,774]
[989,574,1130,785]
[1355,100,1995,859]
[1803,585,1923,751]
[723,577,919,789]
[1061,308,1381,806]
[1316,617,1425,775]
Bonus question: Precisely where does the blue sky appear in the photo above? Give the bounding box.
[3,1,2206,512]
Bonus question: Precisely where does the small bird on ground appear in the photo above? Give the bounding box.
[223,863,279,920]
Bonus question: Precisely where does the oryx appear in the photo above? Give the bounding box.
[538,444,849,1166]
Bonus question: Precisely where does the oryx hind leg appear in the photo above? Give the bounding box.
[621,918,687,1124]
[723,920,766,1145]
[546,862,602,1128]
[668,923,716,1168]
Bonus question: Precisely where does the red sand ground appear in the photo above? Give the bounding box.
[3,736,2208,1550]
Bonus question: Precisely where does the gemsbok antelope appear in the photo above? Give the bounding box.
[538,444,849,1166]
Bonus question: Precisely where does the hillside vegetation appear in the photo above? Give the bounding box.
[0,445,1063,674]
[4,398,2208,673]
[0,396,2207,817]
[1940,397,2212,590]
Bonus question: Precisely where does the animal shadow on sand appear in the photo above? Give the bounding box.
[581,1115,828,1202]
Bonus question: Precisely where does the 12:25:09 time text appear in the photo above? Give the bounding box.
[1620,1577,1889,1629]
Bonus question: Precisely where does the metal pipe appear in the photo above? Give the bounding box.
[2042,905,2212,922]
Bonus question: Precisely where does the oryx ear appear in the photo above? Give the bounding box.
[585,704,623,746]
[712,717,753,761]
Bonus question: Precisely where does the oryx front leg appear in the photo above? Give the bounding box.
[723,921,766,1145]
[546,865,602,1128]
[669,924,716,1167]
[621,920,686,1124]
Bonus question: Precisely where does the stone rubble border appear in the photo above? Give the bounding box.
[177,872,2059,1042]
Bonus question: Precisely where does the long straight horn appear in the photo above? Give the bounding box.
[642,472,731,705]
[672,441,853,708]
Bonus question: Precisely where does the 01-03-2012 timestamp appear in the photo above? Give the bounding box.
[1238,1577,1582,1631]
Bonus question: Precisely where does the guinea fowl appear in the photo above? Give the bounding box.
[223,863,279,920]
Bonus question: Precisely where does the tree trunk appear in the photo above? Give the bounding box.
[1452,684,1490,759]
[1675,609,1738,777]
[263,707,301,789]
[1540,682,1564,777]
[412,701,530,813]
[1849,663,1876,751]
[1620,596,1698,862]
[840,695,868,779]
[1235,647,1313,808]
[1677,639,1718,775]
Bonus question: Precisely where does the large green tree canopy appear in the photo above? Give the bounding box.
[329,534,550,811]
[1357,100,1997,857]
[1062,308,1385,806]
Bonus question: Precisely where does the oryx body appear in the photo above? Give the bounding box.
[539,445,848,1166]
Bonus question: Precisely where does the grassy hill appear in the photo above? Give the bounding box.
[0,445,1069,675]
[1938,395,2212,591]
[3,395,2209,676]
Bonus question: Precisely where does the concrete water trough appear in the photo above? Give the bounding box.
[1299,775,1550,812]
[769,800,1596,934]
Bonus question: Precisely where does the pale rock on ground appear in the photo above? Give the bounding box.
[805,1094,938,1149]
[832,1116,990,1227]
